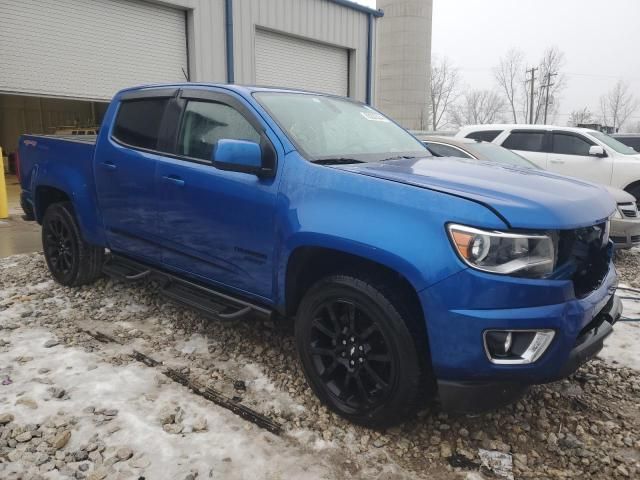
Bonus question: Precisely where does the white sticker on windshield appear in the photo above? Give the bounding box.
[360,111,389,122]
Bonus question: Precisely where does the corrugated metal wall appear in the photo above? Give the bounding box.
[170,0,372,101]
[0,0,188,100]
[254,28,349,95]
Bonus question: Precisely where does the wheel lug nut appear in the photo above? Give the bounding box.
[341,352,346,357]
[350,336,355,342]
[349,360,354,366]
[358,357,364,363]
[358,345,363,351]
[342,340,347,345]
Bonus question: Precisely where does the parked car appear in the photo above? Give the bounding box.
[612,133,640,152]
[455,124,640,203]
[419,136,640,249]
[19,84,621,427]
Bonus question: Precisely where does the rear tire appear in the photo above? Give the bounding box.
[295,273,428,428]
[42,202,104,286]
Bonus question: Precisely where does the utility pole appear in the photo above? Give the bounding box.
[541,71,558,125]
[525,67,538,124]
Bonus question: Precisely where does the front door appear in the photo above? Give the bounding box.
[547,131,614,184]
[155,90,280,301]
[94,94,174,262]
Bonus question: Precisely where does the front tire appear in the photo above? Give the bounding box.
[42,202,104,286]
[295,274,427,428]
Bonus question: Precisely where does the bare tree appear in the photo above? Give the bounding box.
[600,80,639,131]
[533,47,566,124]
[567,107,595,127]
[450,89,505,126]
[494,49,524,123]
[430,55,459,130]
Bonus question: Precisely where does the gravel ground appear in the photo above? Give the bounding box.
[1,252,639,479]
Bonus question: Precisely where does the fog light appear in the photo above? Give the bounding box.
[485,331,512,357]
[483,330,555,365]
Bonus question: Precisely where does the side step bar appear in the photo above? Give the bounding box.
[103,254,271,322]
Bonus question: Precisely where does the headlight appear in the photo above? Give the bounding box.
[447,224,555,278]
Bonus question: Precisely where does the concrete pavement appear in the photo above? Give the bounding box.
[0,174,41,258]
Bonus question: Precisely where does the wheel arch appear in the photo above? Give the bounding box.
[282,245,426,333]
[624,179,640,199]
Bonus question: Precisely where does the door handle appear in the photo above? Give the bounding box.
[100,161,117,171]
[549,159,565,164]
[162,175,185,187]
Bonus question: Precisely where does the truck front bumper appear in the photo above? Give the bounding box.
[419,261,620,412]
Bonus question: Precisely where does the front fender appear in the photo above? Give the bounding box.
[273,154,508,307]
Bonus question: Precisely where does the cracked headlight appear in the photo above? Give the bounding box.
[447,224,556,278]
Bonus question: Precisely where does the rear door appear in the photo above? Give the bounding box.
[154,88,280,300]
[94,89,177,262]
[499,129,549,168]
[548,131,614,184]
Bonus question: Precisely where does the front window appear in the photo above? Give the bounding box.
[254,92,428,162]
[588,131,638,155]
[178,101,261,161]
[552,133,593,156]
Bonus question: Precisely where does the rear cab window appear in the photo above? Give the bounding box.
[464,130,503,142]
[502,131,546,152]
[112,98,169,150]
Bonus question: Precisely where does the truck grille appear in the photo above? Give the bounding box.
[554,222,611,298]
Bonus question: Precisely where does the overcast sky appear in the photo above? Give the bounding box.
[356,0,639,126]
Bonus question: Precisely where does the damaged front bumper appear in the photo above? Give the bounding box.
[419,260,621,413]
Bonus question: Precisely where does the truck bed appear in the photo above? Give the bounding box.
[19,133,99,224]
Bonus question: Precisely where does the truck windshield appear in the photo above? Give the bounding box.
[589,131,638,155]
[254,92,430,162]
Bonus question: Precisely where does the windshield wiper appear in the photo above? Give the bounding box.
[381,155,422,161]
[311,158,365,165]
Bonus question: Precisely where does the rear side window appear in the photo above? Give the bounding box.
[552,133,593,156]
[465,130,502,142]
[112,98,168,150]
[427,143,473,159]
[178,100,261,161]
[502,131,546,152]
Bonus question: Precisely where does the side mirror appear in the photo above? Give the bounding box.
[212,139,271,177]
[589,145,606,157]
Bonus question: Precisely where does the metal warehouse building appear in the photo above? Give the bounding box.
[0,0,383,154]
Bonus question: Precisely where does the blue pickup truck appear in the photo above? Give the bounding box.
[18,84,621,428]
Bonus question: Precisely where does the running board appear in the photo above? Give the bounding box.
[103,254,271,322]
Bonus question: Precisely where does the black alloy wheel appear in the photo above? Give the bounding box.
[43,214,76,278]
[308,298,394,412]
[42,202,104,286]
[296,274,427,428]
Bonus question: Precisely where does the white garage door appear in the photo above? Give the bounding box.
[255,29,349,97]
[0,0,187,100]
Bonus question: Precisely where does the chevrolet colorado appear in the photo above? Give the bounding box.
[19,84,621,428]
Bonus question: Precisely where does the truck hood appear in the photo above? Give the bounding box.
[335,157,615,230]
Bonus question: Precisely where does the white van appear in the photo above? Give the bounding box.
[455,124,640,202]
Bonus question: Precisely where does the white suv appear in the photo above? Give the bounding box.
[455,124,640,202]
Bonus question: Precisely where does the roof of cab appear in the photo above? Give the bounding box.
[115,82,332,97]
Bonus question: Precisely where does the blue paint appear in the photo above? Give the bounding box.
[18,83,619,391]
